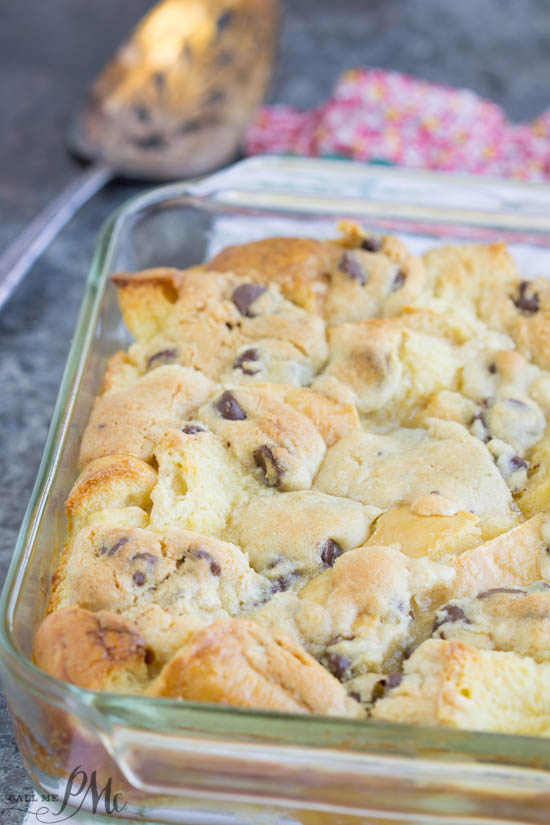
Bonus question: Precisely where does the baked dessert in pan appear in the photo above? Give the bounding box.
[33,222,550,735]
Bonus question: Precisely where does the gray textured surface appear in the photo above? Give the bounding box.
[1,0,550,821]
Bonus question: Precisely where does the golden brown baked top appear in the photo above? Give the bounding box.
[35,223,550,732]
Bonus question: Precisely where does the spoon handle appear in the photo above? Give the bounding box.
[0,163,114,311]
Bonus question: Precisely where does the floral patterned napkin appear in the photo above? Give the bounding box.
[245,68,550,181]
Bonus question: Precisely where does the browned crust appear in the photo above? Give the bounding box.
[65,454,157,537]
[111,268,184,339]
[33,606,149,691]
[148,618,364,717]
[208,237,341,311]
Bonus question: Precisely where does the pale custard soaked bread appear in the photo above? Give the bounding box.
[34,224,550,732]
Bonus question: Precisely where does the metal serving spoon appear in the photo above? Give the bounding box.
[0,0,279,310]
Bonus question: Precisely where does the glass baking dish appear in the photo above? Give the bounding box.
[3,156,550,825]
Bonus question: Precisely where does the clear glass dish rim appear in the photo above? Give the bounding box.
[3,157,550,768]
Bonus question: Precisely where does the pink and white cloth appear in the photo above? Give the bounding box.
[245,69,550,181]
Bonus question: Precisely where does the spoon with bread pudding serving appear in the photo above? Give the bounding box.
[0,0,279,310]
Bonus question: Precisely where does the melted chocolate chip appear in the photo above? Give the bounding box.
[153,72,165,90]
[146,348,178,369]
[488,362,497,374]
[349,691,361,703]
[133,134,166,150]
[433,604,470,632]
[232,283,267,316]
[214,391,247,420]
[512,281,540,314]
[361,237,381,253]
[99,537,129,557]
[385,672,403,690]
[203,89,225,106]
[182,424,205,434]
[339,252,367,285]
[233,348,260,375]
[131,552,158,566]
[326,653,351,681]
[391,268,406,292]
[271,571,298,593]
[477,587,525,599]
[132,571,146,586]
[134,105,150,122]
[254,445,283,487]
[195,548,222,576]
[510,455,528,471]
[320,539,342,567]
[179,118,203,134]
[216,9,234,32]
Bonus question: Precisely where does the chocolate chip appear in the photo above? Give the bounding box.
[179,118,203,134]
[233,348,260,376]
[361,236,381,253]
[320,539,342,567]
[477,587,525,599]
[134,105,150,122]
[99,537,129,557]
[182,424,205,434]
[349,691,361,703]
[203,89,225,106]
[391,268,406,292]
[385,672,403,690]
[131,552,158,566]
[433,604,470,632]
[133,134,166,150]
[488,362,497,374]
[214,391,247,420]
[146,348,178,369]
[132,571,146,586]
[153,72,165,90]
[254,445,283,487]
[510,455,528,471]
[339,252,367,285]
[512,281,540,314]
[326,653,351,681]
[216,9,234,32]
[506,398,529,409]
[232,283,267,316]
[195,549,222,576]
[271,571,298,593]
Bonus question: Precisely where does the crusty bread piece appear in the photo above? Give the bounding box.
[450,514,550,598]
[432,583,550,663]
[148,618,365,718]
[65,454,157,538]
[33,606,149,692]
[372,639,550,736]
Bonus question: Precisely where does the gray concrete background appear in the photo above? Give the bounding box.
[1,1,550,821]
